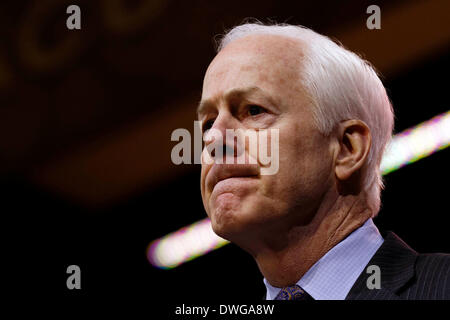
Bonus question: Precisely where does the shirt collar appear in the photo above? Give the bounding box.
[264,218,384,300]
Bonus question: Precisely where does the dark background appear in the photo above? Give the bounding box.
[1,0,449,307]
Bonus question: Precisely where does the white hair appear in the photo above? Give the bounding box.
[216,22,395,215]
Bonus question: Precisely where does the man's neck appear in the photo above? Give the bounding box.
[252,194,373,288]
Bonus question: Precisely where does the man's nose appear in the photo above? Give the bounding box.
[204,113,241,159]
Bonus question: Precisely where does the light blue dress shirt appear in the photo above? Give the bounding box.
[264,218,384,300]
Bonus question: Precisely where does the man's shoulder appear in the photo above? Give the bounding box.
[396,251,450,300]
[416,251,450,268]
[347,231,450,300]
[380,232,450,281]
[414,252,450,282]
[379,232,450,299]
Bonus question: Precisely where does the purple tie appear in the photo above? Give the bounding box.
[274,285,313,300]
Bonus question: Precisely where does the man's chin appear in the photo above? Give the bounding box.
[209,208,240,240]
[207,191,267,239]
[210,221,241,242]
[209,207,259,242]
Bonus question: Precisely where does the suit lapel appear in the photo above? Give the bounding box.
[346,232,418,300]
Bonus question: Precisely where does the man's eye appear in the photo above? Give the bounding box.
[247,105,265,116]
[202,119,214,132]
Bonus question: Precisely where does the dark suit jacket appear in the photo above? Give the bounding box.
[346,231,450,300]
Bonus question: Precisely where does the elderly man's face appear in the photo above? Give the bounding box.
[199,35,335,241]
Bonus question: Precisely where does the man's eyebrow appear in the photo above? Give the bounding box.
[197,86,271,116]
[196,99,214,117]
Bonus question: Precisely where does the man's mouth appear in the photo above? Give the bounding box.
[206,163,259,192]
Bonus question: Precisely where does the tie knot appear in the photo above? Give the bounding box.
[274,285,312,300]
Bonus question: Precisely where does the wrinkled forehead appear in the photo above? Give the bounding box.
[202,34,307,101]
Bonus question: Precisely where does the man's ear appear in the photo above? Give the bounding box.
[335,119,372,181]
